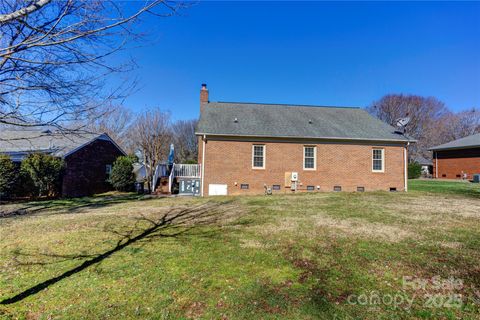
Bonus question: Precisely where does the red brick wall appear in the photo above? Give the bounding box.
[199,138,406,195]
[62,139,124,197]
[433,148,480,179]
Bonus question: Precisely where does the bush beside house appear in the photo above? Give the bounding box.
[109,156,136,192]
[21,154,65,197]
[408,162,422,179]
[0,155,17,198]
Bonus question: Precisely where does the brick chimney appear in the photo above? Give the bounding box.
[200,83,209,115]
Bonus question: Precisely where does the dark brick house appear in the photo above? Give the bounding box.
[430,133,480,180]
[0,130,125,197]
[196,84,414,196]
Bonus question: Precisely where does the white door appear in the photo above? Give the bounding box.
[208,184,228,196]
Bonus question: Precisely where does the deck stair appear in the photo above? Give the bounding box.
[153,163,201,195]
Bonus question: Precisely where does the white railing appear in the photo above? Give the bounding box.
[168,167,175,193]
[151,163,201,194]
[173,164,201,178]
[152,164,160,193]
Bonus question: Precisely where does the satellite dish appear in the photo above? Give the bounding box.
[394,116,411,134]
[395,117,411,128]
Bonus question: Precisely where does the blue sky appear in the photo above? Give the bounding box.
[118,1,480,120]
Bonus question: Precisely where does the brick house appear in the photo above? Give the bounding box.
[196,84,413,196]
[0,130,125,197]
[430,133,480,180]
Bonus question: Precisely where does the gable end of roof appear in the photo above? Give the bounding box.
[62,133,127,158]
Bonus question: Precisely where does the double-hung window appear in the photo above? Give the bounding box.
[303,146,316,170]
[252,145,265,169]
[372,149,384,172]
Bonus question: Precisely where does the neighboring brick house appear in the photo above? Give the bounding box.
[196,84,413,196]
[430,133,480,180]
[0,130,125,197]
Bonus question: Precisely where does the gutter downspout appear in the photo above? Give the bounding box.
[201,134,206,197]
[404,142,410,192]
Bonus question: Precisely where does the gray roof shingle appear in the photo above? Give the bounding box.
[430,133,480,151]
[0,130,122,161]
[196,102,410,142]
[412,155,432,166]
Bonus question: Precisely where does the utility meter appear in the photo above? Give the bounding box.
[291,172,298,181]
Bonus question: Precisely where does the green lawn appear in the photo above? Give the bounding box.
[409,179,480,198]
[1,181,479,319]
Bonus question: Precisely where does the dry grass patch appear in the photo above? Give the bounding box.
[313,214,417,242]
[385,195,480,221]
[240,238,269,249]
[252,212,417,243]
[438,241,463,249]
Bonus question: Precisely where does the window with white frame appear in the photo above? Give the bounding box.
[106,164,112,175]
[372,149,384,172]
[303,146,316,170]
[252,145,265,169]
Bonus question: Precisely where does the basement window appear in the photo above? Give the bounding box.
[272,185,281,191]
[442,174,446,178]
[240,184,249,190]
[357,187,365,192]
[334,186,342,192]
[456,174,461,178]
[307,186,315,191]
[389,187,397,192]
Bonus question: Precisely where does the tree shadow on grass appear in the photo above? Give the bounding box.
[1,200,240,305]
[0,193,154,218]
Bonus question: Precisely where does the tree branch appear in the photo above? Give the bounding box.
[0,0,52,24]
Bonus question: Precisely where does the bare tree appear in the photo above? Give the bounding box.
[369,95,480,159]
[368,94,450,159]
[0,1,185,133]
[369,94,449,139]
[83,104,135,151]
[129,109,171,192]
[172,119,198,163]
[451,108,480,138]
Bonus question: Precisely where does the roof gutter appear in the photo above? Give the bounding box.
[404,141,410,192]
[429,145,480,152]
[195,132,416,144]
[201,134,206,197]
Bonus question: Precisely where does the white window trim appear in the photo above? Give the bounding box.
[252,144,265,169]
[303,146,316,170]
[372,148,385,173]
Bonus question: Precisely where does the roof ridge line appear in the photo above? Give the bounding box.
[212,101,361,109]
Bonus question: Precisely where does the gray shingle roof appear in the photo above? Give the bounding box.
[0,129,122,161]
[412,155,432,166]
[196,102,410,142]
[430,133,480,151]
